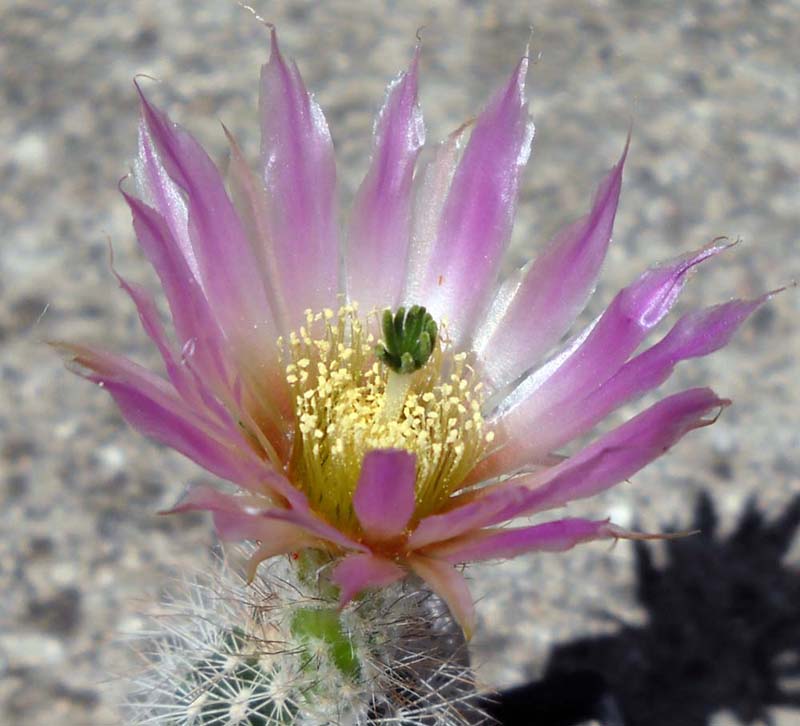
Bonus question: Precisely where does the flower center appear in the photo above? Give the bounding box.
[281,305,493,537]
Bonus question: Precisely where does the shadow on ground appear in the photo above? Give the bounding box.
[485,492,800,726]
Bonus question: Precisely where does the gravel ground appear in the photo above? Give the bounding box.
[1,1,798,724]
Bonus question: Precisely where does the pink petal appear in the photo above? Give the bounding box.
[475,137,628,390]
[244,542,298,583]
[403,123,469,305]
[112,269,197,404]
[412,56,534,345]
[525,296,765,456]
[486,241,730,477]
[164,484,284,538]
[137,86,276,348]
[115,271,250,453]
[346,49,424,314]
[111,256,239,436]
[58,344,253,486]
[352,449,417,541]
[126,190,291,440]
[331,553,406,607]
[165,482,363,554]
[163,485,315,581]
[411,388,726,546]
[408,555,476,639]
[56,343,290,496]
[133,120,199,284]
[408,486,528,551]
[259,29,339,329]
[500,387,730,520]
[225,126,292,334]
[99,381,253,487]
[122,192,230,387]
[262,508,370,554]
[426,518,615,563]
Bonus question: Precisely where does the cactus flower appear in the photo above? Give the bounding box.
[62,30,766,638]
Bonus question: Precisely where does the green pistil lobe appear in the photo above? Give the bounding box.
[377,305,438,374]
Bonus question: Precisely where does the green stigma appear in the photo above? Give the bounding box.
[377,305,438,374]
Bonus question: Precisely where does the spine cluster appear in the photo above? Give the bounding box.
[126,548,487,725]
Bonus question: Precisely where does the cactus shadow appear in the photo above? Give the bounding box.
[486,492,800,726]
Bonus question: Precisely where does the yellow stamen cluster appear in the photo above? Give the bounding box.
[280,305,493,538]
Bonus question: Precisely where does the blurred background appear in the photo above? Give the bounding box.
[1,1,798,724]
